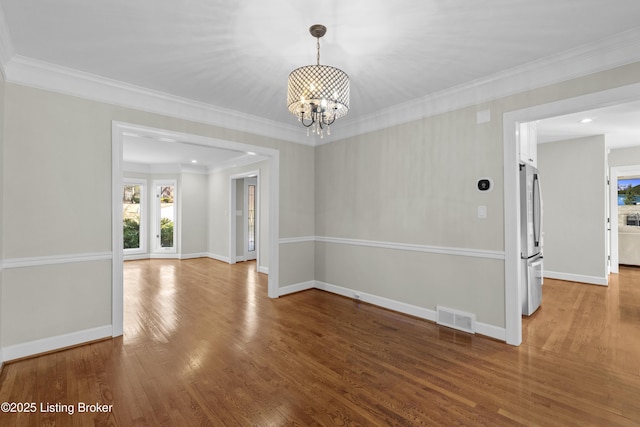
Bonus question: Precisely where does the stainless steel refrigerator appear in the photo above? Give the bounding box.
[520,163,543,316]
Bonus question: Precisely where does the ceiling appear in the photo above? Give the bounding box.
[537,101,640,149]
[2,0,640,161]
[122,133,268,171]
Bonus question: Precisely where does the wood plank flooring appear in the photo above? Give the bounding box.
[1,258,640,425]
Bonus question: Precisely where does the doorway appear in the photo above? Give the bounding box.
[229,172,260,268]
[112,122,281,338]
[503,81,640,346]
[610,167,640,271]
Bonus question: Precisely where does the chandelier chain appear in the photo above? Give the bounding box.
[316,37,320,66]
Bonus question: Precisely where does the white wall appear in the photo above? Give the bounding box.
[537,135,608,284]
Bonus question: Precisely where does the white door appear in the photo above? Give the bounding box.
[244,177,257,261]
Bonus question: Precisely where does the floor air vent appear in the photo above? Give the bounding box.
[436,306,476,334]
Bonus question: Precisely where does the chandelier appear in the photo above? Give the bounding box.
[287,24,350,138]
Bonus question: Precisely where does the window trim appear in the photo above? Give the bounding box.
[152,179,178,254]
[123,178,147,255]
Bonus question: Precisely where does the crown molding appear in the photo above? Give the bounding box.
[1,25,640,146]
[332,27,640,144]
[0,2,14,80]
[3,55,311,145]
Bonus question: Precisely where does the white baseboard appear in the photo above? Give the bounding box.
[312,280,506,342]
[315,281,437,322]
[123,253,149,261]
[206,253,230,263]
[544,270,608,286]
[475,322,507,341]
[180,252,209,260]
[1,325,113,362]
[278,280,315,296]
[258,266,269,274]
[149,253,180,259]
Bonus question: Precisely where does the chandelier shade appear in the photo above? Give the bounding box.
[287,25,350,137]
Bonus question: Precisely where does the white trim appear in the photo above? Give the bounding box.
[2,29,640,146]
[123,253,149,261]
[314,280,506,342]
[2,252,112,269]
[502,82,640,347]
[243,176,258,262]
[475,322,507,341]
[268,153,280,299]
[112,123,124,337]
[314,236,505,260]
[112,122,281,337]
[278,281,315,296]
[544,271,608,286]
[279,236,316,244]
[206,252,231,264]
[152,179,178,254]
[1,325,112,362]
[180,253,209,260]
[316,280,437,322]
[333,28,640,144]
[5,55,307,145]
[609,165,640,275]
[229,170,260,268]
[0,2,14,79]
[122,177,147,255]
[258,266,269,275]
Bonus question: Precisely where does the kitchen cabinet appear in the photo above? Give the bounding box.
[519,121,538,166]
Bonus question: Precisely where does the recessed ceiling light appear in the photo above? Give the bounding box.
[247,151,257,156]
[579,117,595,124]
[191,160,197,163]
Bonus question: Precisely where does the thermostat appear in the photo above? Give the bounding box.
[477,178,492,192]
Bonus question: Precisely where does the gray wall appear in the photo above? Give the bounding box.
[0,72,5,352]
[208,160,271,273]
[314,62,640,328]
[609,145,640,167]
[537,135,608,283]
[315,104,506,326]
[2,58,640,357]
[180,173,209,256]
[0,84,312,353]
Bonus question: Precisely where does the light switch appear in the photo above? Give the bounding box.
[477,205,487,219]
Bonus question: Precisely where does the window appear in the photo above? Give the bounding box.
[154,181,176,252]
[123,180,146,253]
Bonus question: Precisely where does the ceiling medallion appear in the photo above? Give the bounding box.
[287,24,350,138]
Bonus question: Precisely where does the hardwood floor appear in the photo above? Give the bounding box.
[1,259,640,426]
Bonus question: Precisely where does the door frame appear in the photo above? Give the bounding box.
[503,82,640,346]
[112,122,280,337]
[244,176,258,262]
[610,165,640,273]
[151,179,178,255]
[229,171,259,268]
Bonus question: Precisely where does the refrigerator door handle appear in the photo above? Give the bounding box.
[533,173,541,247]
